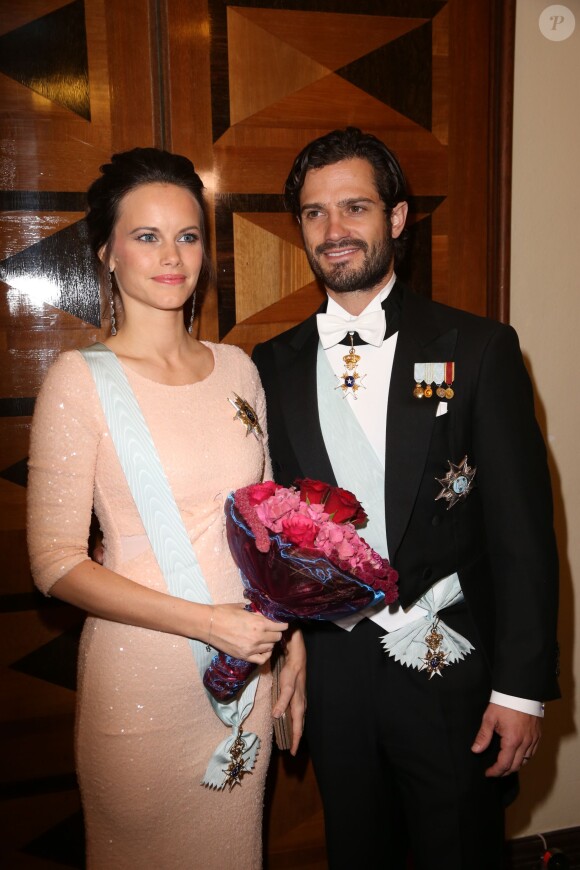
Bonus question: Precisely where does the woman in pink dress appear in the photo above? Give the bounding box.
[27,148,306,868]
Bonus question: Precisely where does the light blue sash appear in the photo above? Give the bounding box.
[316,346,388,558]
[80,343,259,789]
[317,346,473,667]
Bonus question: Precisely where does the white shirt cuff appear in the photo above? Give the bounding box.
[490,690,544,718]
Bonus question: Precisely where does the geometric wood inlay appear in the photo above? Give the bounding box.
[0,220,100,326]
[233,214,314,322]
[0,0,90,120]
[337,21,433,129]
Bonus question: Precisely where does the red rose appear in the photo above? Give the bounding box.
[324,486,368,527]
[281,514,318,549]
[295,478,332,506]
[247,480,278,506]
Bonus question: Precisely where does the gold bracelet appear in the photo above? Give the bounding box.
[205,605,214,652]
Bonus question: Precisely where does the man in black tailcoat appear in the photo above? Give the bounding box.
[253,128,559,870]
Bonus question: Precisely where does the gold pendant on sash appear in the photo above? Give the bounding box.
[336,333,366,399]
[223,725,249,790]
[419,619,449,678]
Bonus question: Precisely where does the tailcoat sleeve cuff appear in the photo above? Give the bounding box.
[490,690,545,718]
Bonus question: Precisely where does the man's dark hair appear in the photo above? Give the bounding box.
[284,127,408,262]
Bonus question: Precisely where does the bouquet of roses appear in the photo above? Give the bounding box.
[203,478,399,702]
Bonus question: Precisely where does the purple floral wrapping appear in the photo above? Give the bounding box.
[202,494,385,702]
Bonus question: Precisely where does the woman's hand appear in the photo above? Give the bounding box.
[272,628,307,755]
[209,604,287,664]
[47,565,286,666]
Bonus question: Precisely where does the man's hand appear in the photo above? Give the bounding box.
[471,702,542,776]
[272,628,307,755]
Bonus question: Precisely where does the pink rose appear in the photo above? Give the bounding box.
[281,514,318,549]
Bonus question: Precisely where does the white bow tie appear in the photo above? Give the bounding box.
[316,309,386,349]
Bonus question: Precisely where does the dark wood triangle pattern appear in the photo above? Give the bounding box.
[0,220,101,327]
[0,457,28,486]
[208,0,447,142]
[10,622,82,692]
[0,0,91,120]
[21,809,85,868]
[336,21,434,130]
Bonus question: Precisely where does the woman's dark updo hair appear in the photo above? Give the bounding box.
[85,147,211,281]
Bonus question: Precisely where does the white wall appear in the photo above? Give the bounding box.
[507,0,580,838]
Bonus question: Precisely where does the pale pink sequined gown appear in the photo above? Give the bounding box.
[27,343,273,869]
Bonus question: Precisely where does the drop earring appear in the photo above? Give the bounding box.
[188,290,197,334]
[108,270,117,335]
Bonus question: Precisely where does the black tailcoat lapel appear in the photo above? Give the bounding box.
[273,314,337,487]
[385,290,458,561]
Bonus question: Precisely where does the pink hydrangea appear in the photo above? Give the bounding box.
[256,489,301,532]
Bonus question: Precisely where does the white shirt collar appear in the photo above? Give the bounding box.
[325,273,397,319]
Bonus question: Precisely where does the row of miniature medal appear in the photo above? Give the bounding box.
[413,362,455,400]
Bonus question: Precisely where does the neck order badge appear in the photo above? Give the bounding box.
[336,334,366,399]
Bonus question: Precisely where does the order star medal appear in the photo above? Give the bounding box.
[229,393,263,439]
[335,334,366,399]
[419,620,449,678]
[223,726,250,790]
[435,455,477,509]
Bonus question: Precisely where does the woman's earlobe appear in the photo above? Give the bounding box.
[97,245,114,273]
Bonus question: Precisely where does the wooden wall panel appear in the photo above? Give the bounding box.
[200,0,466,356]
[194,0,512,355]
[0,0,514,866]
[162,0,219,340]
[0,2,160,865]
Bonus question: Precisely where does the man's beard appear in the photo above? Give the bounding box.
[305,234,393,294]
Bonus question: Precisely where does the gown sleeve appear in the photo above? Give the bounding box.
[27,351,101,595]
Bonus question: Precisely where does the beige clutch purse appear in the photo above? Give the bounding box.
[271,649,293,751]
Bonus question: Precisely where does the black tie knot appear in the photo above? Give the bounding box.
[338,331,367,347]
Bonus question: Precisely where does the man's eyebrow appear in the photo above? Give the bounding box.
[300,196,377,213]
[300,201,324,213]
[337,196,376,207]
